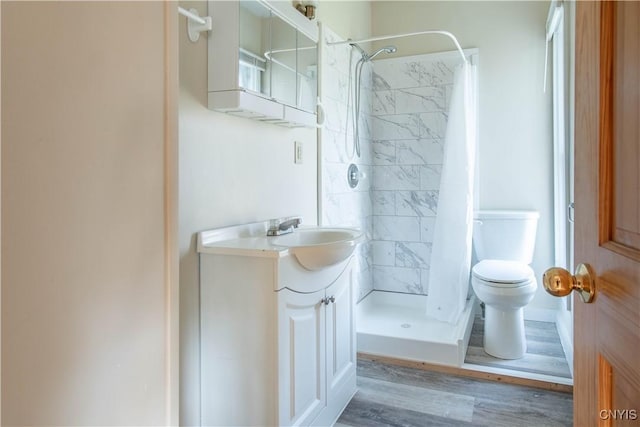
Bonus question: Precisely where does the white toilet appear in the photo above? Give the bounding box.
[471,210,539,359]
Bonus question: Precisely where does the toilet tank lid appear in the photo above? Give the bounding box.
[474,210,540,220]
[472,260,534,283]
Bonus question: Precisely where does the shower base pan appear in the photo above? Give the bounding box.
[357,291,476,367]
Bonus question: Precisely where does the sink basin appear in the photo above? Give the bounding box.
[271,228,363,270]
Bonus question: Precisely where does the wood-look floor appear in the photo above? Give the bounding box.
[465,316,572,379]
[337,359,573,427]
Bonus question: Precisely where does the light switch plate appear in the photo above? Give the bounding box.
[294,141,303,164]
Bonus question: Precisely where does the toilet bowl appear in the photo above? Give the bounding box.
[471,259,537,359]
[472,210,539,360]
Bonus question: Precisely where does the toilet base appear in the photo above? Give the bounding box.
[483,306,526,359]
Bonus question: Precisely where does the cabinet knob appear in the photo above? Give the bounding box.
[321,296,336,305]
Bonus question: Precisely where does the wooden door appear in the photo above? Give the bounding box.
[574,2,640,425]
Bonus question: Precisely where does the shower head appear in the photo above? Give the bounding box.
[368,45,397,60]
[349,43,397,61]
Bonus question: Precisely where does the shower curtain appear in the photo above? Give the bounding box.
[426,62,477,324]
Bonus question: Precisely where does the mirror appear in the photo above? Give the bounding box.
[239,1,271,98]
[297,31,317,113]
[238,0,317,113]
[269,14,297,107]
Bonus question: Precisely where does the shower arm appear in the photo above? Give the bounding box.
[327,30,468,65]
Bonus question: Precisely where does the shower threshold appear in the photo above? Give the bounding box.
[357,291,476,367]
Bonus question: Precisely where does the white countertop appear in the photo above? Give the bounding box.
[197,220,288,258]
[198,235,290,258]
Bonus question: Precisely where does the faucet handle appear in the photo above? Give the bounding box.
[279,216,302,226]
[289,216,302,228]
[267,216,302,236]
[269,216,301,226]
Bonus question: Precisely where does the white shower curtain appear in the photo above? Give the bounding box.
[426,62,477,324]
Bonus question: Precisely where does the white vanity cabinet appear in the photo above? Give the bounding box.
[277,269,356,426]
[199,246,357,427]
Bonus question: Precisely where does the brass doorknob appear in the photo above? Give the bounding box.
[542,263,596,303]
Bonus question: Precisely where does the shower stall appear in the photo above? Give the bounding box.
[319,23,479,367]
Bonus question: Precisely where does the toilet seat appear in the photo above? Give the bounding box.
[472,260,534,288]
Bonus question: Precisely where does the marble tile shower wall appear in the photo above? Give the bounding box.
[370,53,458,295]
[321,27,374,301]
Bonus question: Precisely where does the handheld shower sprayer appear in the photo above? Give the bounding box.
[368,45,397,60]
[349,44,397,62]
[347,43,398,157]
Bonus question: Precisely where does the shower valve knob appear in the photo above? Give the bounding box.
[542,263,596,303]
[347,164,363,188]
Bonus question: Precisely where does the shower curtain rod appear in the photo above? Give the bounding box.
[326,30,468,64]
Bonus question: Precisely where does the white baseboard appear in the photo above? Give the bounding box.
[556,311,574,377]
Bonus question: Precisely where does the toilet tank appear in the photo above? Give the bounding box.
[473,210,539,263]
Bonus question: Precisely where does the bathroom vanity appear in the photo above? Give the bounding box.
[198,221,361,426]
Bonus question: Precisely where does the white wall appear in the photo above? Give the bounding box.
[2,2,178,424]
[372,1,558,311]
[178,1,319,424]
[317,1,372,43]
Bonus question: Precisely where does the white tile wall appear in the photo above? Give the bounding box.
[372,265,422,294]
[369,52,458,295]
[372,191,395,215]
[420,268,431,295]
[420,165,443,190]
[418,112,448,139]
[397,139,444,165]
[372,216,421,242]
[372,165,421,190]
[372,90,395,115]
[372,240,395,266]
[371,114,422,140]
[321,30,460,297]
[396,191,438,217]
[320,26,375,301]
[395,242,432,268]
[372,141,396,165]
[420,217,437,243]
[395,87,446,114]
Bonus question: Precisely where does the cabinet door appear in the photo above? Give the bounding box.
[278,288,326,426]
[323,263,357,421]
[296,30,318,113]
[269,13,297,107]
[239,1,271,98]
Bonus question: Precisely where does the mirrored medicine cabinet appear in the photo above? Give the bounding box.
[208,0,318,127]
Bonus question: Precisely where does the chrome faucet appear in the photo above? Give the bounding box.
[267,216,302,236]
